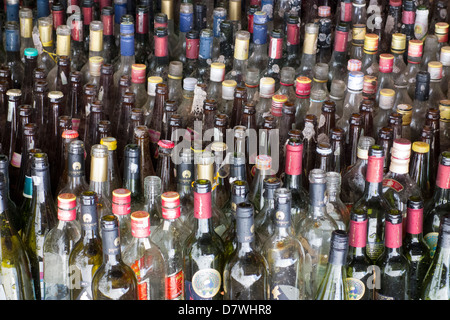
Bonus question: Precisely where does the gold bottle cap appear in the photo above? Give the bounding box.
[439,100,450,122]
[100,137,117,151]
[396,104,413,125]
[412,141,430,153]
[391,33,406,52]
[363,33,379,53]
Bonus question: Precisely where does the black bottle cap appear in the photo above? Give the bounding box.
[154,12,167,24]
[193,179,212,193]
[416,71,430,84]
[101,6,114,16]
[407,195,423,210]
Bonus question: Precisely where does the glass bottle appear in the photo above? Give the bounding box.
[148,83,169,167]
[296,23,319,79]
[409,142,432,202]
[315,230,349,300]
[88,144,112,218]
[297,169,339,300]
[80,20,104,83]
[373,88,395,135]
[167,61,184,105]
[143,176,163,234]
[223,201,268,300]
[70,11,88,71]
[345,210,374,300]
[36,17,56,74]
[361,33,380,77]
[172,2,194,65]
[142,76,163,127]
[0,171,35,300]
[375,209,410,300]
[23,153,58,300]
[325,171,349,230]
[410,71,431,142]
[18,8,34,63]
[294,77,312,129]
[21,48,38,106]
[397,39,424,99]
[43,193,81,300]
[283,14,301,70]
[134,5,151,67]
[174,148,195,230]
[183,179,225,300]
[224,30,250,87]
[113,22,136,86]
[91,214,138,300]
[122,211,165,300]
[5,21,24,89]
[337,71,364,136]
[328,23,350,84]
[428,61,446,107]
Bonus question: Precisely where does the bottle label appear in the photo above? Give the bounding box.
[90,29,103,52]
[349,220,367,248]
[285,143,303,175]
[302,32,317,55]
[131,257,150,300]
[333,30,349,53]
[194,192,212,219]
[406,208,423,235]
[71,19,83,41]
[234,37,249,60]
[10,152,21,168]
[366,156,384,183]
[424,232,439,258]
[102,229,120,256]
[436,164,450,189]
[270,285,300,300]
[287,23,300,46]
[385,221,402,249]
[346,278,365,300]
[340,2,352,22]
[352,25,366,41]
[382,179,404,192]
[23,175,33,198]
[80,205,98,231]
[253,23,268,45]
[186,38,200,60]
[82,7,93,26]
[176,162,194,186]
[269,37,283,59]
[186,268,221,300]
[102,14,113,36]
[402,11,415,24]
[166,270,184,300]
[179,12,194,33]
[136,11,149,34]
[68,152,85,178]
[236,216,255,243]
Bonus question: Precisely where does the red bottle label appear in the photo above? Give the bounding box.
[154,35,169,58]
[71,19,83,41]
[436,164,450,189]
[406,208,423,235]
[136,12,149,34]
[165,270,184,300]
[385,221,402,249]
[402,11,415,24]
[334,30,349,52]
[269,37,283,59]
[102,14,113,36]
[82,7,93,26]
[382,179,404,192]
[285,143,303,175]
[366,156,384,183]
[131,258,149,300]
[131,217,151,238]
[194,192,212,219]
[247,13,254,34]
[287,23,300,46]
[340,2,352,22]
[162,206,181,220]
[295,77,311,96]
[348,219,367,248]
[186,38,200,59]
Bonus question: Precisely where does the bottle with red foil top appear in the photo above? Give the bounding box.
[423,151,450,258]
[134,5,151,67]
[375,53,395,104]
[400,0,416,44]
[345,210,373,300]
[69,10,87,71]
[122,211,165,300]
[397,39,424,98]
[101,6,118,65]
[284,14,301,70]
[328,22,349,84]
[43,193,81,300]
[283,138,309,229]
[149,25,170,80]
[128,64,147,108]
[351,145,392,263]
[375,209,410,300]
[183,179,225,300]
[294,76,312,129]
[262,28,284,87]
[383,139,423,234]
[183,30,200,79]
[403,196,432,300]
[152,191,191,300]
[111,188,133,253]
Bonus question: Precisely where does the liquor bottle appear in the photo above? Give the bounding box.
[183,179,225,300]
[373,89,395,135]
[255,77,276,128]
[297,169,339,299]
[172,2,193,65]
[409,142,432,201]
[5,21,24,89]
[174,148,194,230]
[400,0,415,45]
[18,7,34,63]
[70,11,88,71]
[440,47,450,97]
[148,83,168,167]
[21,48,38,106]
[294,77,312,129]
[428,61,446,107]
[425,108,441,189]
[361,33,379,77]
[398,40,424,99]
[142,176,163,235]
[134,5,151,67]
[423,152,450,258]
[261,187,306,300]
[410,71,431,143]
[223,201,268,300]
[210,7,227,63]
[196,29,213,84]
[249,155,274,214]
[215,20,234,74]
[152,191,190,300]
[325,171,349,230]
[43,193,81,300]
[374,54,395,104]
[421,213,450,300]
[91,214,138,300]
[283,14,301,70]
[23,153,58,300]
[380,0,402,54]
[68,191,103,300]
[224,30,250,87]
[336,71,364,136]
[327,22,350,84]
[341,136,376,210]
[308,64,330,118]
[0,171,35,300]
[389,33,407,83]
[395,104,412,141]
[122,211,165,300]
[315,230,349,300]
[375,209,410,300]
[80,20,104,83]
[47,28,72,93]
[414,5,429,41]
[113,21,136,86]
[36,17,56,74]
[346,209,374,300]
[88,144,112,217]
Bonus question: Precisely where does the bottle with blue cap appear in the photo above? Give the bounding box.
[248,11,269,73]
[211,7,227,62]
[113,21,136,86]
[172,2,194,65]
[197,29,214,84]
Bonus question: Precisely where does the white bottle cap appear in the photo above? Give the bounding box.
[147,76,163,95]
[222,80,237,100]
[378,89,395,110]
[210,62,226,82]
[428,61,443,80]
[183,77,198,91]
[347,71,364,91]
[391,138,411,160]
[440,46,450,66]
[259,77,275,98]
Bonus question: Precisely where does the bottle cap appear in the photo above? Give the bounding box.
[391,33,406,53]
[412,141,429,153]
[147,76,163,96]
[112,188,131,216]
[347,59,362,72]
[379,53,394,73]
[347,71,364,91]
[130,211,151,238]
[131,64,146,84]
[210,62,226,82]
[441,46,450,66]
[48,91,64,100]
[62,130,79,139]
[255,155,272,170]
[439,100,450,122]
[396,104,413,125]
[158,139,175,149]
[101,137,117,150]
[295,76,312,96]
[363,33,379,53]
[183,77,197,91]
[168,61,183,79]
[428,61,443,80]
[259,77,275,98]
[379,89,395,110]
[57,193,77,221]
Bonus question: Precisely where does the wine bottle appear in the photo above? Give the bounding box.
[262,188,306,300]
[223,201,268,300]
[43,193,81,300]
[183,179,225,300]
[91,214,138,300]
[68,191,103,300]
[315,230,349,300]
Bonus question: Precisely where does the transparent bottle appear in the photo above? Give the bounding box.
[428,61,446,107]
[325,172,349,231]
[373,88,395,135]
[361,33,379,77]
[336,71,364,137]
[88,144,112,218]
[247,11,269,73]
[296,23,319,79]
[143,176,163,234]
[43,193,81,300]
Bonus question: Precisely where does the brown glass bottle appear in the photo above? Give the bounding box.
[377,127,394,173]
[111,75,131,133]
[127,108,144,146]
[22,50,37,105]
[230,86,247,130]
[133,125,155,190]
[302,114,318,190]
[97,120,111,142]
[31,80,48,146]
[51,55,71,103]
[315,141,333,172]
[0,66,12,89]
[149,83,169,167]
[85,100,105,177]
[98,63,115,120]
[162,100,178,141]
[346,113,363,169]
[116,91,136,166]
[0,80,9,148]
[359,100,375,138]
[424,107,441,194]
[388,112,403,140]
[168,114,183,143]
[202,99,218,136]
[156,140,177,194]
[66,71,83,128]
[317,100,336,143]
[240,102,257,130]
[79,84,97,146]
[46,91,65,183]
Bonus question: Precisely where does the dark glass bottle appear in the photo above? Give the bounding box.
[302,114,318,191]
[0,155,20,237]
[21,48,38,105]
[70,11,88,71]
[5,21,24,89]
[97,64,115,119]
[134,5,151,67]
[346,113,363,168]
[155,140,176,194]
[377,127,394,173]
[122,144,144,211]
[101,6,119,65]
[3,89,21,163]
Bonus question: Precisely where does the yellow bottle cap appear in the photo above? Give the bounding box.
[380,88,395,97]
[272,94,288,103]
[363,33,379,53]
[147,76,163,84]
[222,79,237,87]
[439,100,450,122]
[391,33,406,52]
[100,137,117,151]
[412,141,429,153]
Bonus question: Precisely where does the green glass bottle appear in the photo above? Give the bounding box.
[403,196,432,300]
[375,209,410,300]
[183,179,225,300]
[315,230,350,300]
[421,213,450,300]
[91,214,138,300]
[223,201,269,300]
[262,188,306,300]
[68,191,103,300]
[0,172,35,299]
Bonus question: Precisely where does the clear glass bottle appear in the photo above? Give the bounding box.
[88,144,112,218]
[224,30,251,87]
[296,23,319,79]
[361,33,379,77]
[113,22,136,86]
[325,172,349,231]
[143,176,163,234]
[337,71,364,137]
